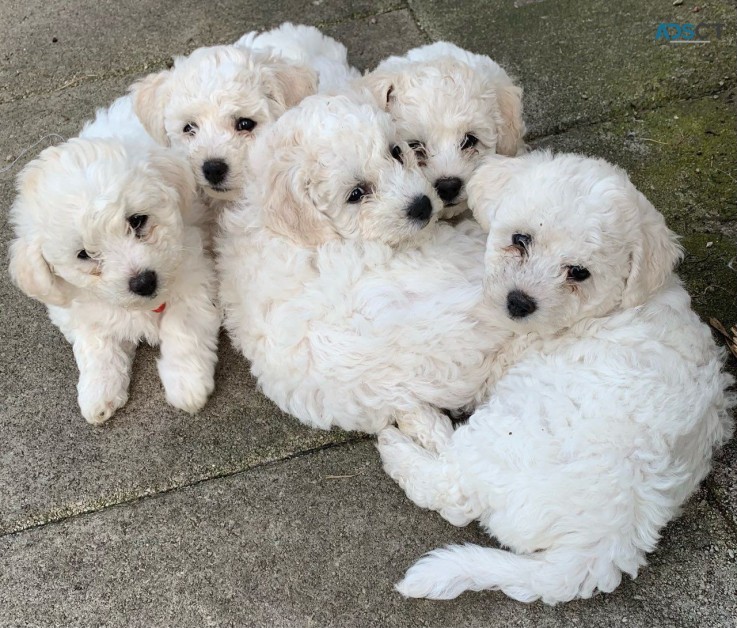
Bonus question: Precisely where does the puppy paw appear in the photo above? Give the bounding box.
[159,364,214,414]
[78,389,128,425]
[376,427,416,482]
[396,411,454,454]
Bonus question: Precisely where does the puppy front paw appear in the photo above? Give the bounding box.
[78,388,129,425]
[377,426,416,482]
[396,411,454,454]
[159,362,214,414]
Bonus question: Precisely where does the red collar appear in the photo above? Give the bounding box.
[152,303,166,314]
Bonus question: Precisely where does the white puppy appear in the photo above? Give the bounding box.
[130,44,316,212]
[218,94,512,449]
[362,42,526,218]
[236,22,360,93]
[378,152,735,603]
[8,97,220,425]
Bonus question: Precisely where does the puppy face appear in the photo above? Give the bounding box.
[364,54,524,216]
[251,94,442,248]
[468,152,682,335]
[131,45,316,202]
[9,139,193,310]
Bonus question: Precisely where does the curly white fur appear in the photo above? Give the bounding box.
[130,44,316,213]
[377,151,735,604]
[217,94,512,449]
[361,42,526,218]
[236,22,360,93]
[8,97,220,424]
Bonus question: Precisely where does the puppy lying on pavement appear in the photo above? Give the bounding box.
[8,97,220,425]
[217,93,512,450]
[377,151,735,603]
[362,42,526,218]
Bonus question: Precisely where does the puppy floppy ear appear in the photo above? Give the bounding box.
[256,136,336,247]
[130,69,173,145]
[8,237,72,306]
[262,60,317,111]
[147,149,197,220]
[360,70,397,111]
[494,82,526,156]
[622,191,683,308]
[467,154,531,231]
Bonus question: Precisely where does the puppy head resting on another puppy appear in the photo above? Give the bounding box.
[468,151,682,335]
[363,42,525,216]
[131,45,317,202]
[247,93,443,248]
[9,139,194,310]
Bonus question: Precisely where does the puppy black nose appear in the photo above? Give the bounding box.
[506,290,537,319]
[434,177,463,203]
[405,195,433,223]
[129,270,158,297]
[202,159,229,185]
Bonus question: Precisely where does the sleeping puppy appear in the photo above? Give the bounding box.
[217,93,512,451]
[362,42,526,218]
[130,44,316,220]
[8,97,220,425]
[377,151,735,604]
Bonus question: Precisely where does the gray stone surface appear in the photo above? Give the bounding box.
[410,0,737,137]
[1,442,735,628]
[0,0,404,103]
[1,0,735,625]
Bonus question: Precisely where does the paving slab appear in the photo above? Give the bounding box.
[0,441,735,627]
[409,0,737,138]
[0,0,404,103]
[325,9,428,74]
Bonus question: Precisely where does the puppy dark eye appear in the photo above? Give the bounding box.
[567,266,591,282]
[408,140,426,156]
[347,186,367,204]
[235,118,257,132]
[512,233,531,250]
[461,134,479,150]
[183,122,198,135]
[77,249,91,260]
[391,145,403,163]
[128,214,148,235]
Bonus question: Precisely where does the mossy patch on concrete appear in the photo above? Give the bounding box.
[410,0,737,136]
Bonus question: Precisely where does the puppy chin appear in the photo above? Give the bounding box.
[201,185,241,202]
[438,197,469,220]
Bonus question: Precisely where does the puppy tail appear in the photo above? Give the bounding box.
[396,542,640,605]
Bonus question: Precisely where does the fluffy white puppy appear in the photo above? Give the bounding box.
[130,44,316,211]
[236,22,360,93]
[362,42,526,218]
[8,97,220,425]
[378,151,735,603]
[218,94,512,449]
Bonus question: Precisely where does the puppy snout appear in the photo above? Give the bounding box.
[129,270,158,297]
[405,195,433,223]
[202,159,229,186]
[434,177,463,204]
[506,290,537,319]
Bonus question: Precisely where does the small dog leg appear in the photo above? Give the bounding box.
[73,335,135,425]
[395,406,454,453]
[377,426,476,526]
[157,291,220,414]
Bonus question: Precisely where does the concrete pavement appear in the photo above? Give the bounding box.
[1,0,735,625]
